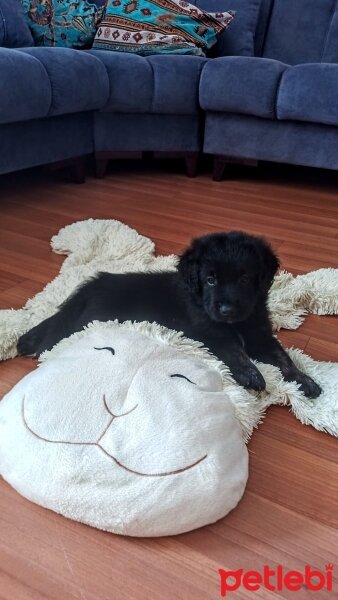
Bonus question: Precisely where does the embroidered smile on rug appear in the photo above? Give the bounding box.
[22,393,207,477]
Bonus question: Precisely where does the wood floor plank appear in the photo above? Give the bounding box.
[247,430,338,527]
[0,270,25,293]
[259,406,338,462]
[301,315,338,345]
[0,162,337,600]
[304,337,338,362]
[0,280,46,309]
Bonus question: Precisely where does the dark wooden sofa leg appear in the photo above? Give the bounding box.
[213,155,228,182]
[47,156,86,183]
[70,157,86,184]
[185,152,199,177]
[213,155,259,181]
[95,151,144,178]
[95,158,109,179]
[95,151,199,178]
[153,151,199,177]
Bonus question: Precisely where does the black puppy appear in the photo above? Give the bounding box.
[17,231,321,398]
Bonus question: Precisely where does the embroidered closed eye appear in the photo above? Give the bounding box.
[94,347,115,355]
[170,374,196,385]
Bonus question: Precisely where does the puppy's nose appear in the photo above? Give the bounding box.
[218,303,234,317]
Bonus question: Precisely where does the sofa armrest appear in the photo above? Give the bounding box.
[200,56,288,119]
[277,63,338,126]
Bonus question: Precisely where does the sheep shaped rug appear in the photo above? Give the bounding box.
[0,219,337,537]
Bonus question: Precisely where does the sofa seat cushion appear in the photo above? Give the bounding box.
[88,50,206,114]
[199,56,288,119]
[17,47,109,117]
[0,48,51,125]
[277,64,338,126]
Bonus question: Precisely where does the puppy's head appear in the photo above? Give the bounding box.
[178,231,279,323]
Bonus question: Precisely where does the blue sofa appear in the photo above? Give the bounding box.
[1,0,337,181]
[201,0,338,179]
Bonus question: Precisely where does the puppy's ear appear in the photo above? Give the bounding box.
[256,238,280,289]
[177,240,202,295]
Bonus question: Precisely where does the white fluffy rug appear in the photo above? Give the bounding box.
[1,219,338,437]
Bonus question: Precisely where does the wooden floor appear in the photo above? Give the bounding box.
[0,159,337,600]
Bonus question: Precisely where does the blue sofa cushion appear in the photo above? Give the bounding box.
[21,0,106,48]
[277,64,338,126]
[0,0,33,47]
[193,0,261,56]
[0,48,50,124]
[93,0,234,56]
[17,47,109,117]
[88,50,206,114]
[262,0,338,65]
[199,56,288,119]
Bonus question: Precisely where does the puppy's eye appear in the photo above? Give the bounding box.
[239,274,250,285]
[207,275,217,286]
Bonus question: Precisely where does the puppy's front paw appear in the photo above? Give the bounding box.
[294,373,322,399]
[232,365,266,392]
[17,330,39,357]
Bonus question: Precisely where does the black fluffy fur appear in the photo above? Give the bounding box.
[17,231,321,398]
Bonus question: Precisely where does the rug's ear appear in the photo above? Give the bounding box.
[256,237,280,290]
[51,219,154,263]
[177,240,202,296]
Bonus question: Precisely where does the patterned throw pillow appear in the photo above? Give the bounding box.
[92,0,234,55]
[21,0,107,48]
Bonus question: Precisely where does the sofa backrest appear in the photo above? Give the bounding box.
[256,0,338,64]
[0,0,33,48]
[193,0,261,57]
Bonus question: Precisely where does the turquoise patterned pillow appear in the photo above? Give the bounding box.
[21,0,107,48]
[92,0,235,55]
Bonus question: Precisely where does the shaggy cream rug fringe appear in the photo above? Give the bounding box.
[1,219,337,437]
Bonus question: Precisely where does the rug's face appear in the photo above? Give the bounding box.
[0,322,248,536]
